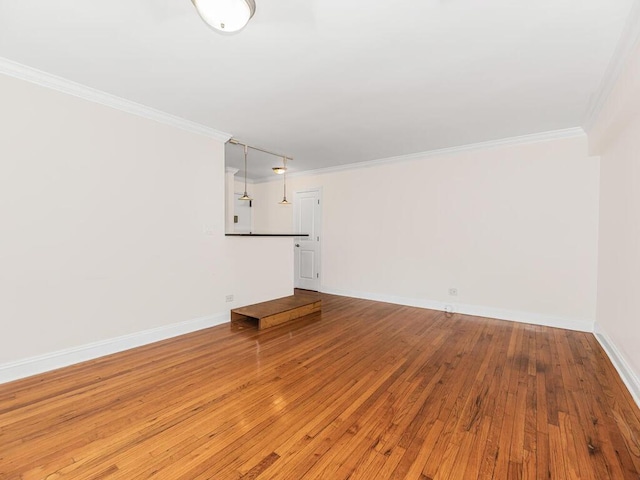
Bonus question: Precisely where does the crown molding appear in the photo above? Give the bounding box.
[0,57,232,143]
[252,127,586,183]
[582,2,640,132]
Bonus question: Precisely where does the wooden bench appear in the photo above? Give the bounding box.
[231,292,321,330]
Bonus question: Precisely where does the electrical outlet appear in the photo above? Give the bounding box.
[225,294,234,303]
[448,288,458,296]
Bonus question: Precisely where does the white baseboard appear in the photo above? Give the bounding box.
[3,296,637,412]
[594,323,640,409]
[320,287,593,332]
[0,312,230,385]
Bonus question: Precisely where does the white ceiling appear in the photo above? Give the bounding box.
[0,0,635,179]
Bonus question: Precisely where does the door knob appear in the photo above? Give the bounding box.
[295,244,300,247]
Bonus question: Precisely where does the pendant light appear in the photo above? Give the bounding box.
[192,0,256,34]
[239,145,252,201]
[279,157,291,205]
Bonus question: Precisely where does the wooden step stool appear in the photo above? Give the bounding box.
[231,292,321,330]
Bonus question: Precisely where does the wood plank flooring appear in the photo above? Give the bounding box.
[1,294,639,479]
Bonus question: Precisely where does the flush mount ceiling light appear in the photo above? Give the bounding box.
[192,0,256,34]
[272,166,287,175]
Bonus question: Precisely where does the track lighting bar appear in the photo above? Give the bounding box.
[228,138,293,162]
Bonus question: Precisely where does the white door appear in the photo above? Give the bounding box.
[234,194,252,233]
[294,189,321,291]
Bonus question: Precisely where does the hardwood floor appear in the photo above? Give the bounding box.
[1,294,639,479]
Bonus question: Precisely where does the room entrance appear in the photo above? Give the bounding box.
[294,188,322,291]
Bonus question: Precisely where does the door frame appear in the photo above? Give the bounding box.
[294,187,322,291]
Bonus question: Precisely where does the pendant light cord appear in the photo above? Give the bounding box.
[239,144,252,200]
[279,156,290,204]
[244,145,248,196]
[283,157,288,199]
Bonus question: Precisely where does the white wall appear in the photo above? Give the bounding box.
[0,73,292,381]
[590,34,640,403]
[253,135,600,331]
[253,178,294,234]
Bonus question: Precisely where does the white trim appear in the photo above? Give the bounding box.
[594,323,640,409]
[320,287,593,332]
[0,57,232,142]
[0,312,230,385]
[252,127,586,183]
[583,2,640,132]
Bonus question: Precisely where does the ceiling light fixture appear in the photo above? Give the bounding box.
[191,0,256,34]
[239,145,252,201]
[228,139,293,204]
[279,157,291,205]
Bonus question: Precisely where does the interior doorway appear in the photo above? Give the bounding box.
[294,188,322,291]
